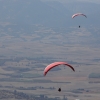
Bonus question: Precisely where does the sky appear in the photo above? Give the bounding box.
[69,0,100,3]
[42,0,100,4]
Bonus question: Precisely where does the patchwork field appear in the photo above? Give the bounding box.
[0,24,100,99]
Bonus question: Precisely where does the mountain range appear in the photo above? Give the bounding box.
[0,0,100,27]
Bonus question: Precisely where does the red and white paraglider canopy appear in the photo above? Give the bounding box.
[72,13,87,18]
[44,62,75,76]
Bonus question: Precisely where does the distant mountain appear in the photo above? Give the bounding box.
[0,0,100,27]
[0,0,68,27]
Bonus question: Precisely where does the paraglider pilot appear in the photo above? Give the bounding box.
[58,88,61,92]
[79,25,80,28]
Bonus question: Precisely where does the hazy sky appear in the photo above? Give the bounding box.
[69,0,100,3]
[42,0,100,4]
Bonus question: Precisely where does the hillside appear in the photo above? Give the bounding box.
[0,0,100,27]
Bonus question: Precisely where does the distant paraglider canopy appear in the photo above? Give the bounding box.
[72,13,87,18]
[44,62,75,76]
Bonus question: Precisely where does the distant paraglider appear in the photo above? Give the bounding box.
[44,62,75,92]
[72,13,87,28]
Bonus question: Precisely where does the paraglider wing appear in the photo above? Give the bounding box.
[72,13,87,18]
[44,62,75,76]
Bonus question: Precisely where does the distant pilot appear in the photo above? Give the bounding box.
[58,88,61,92]
[79,25,80,28]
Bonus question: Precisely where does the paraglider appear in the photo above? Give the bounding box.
[44,62,75,92]
[72,13,87,18]
[72,13,87,28]
[44,62,75,76]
